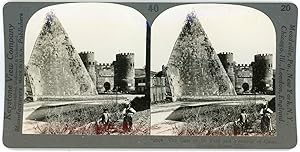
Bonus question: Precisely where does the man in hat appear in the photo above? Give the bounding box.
[97,108,111,133]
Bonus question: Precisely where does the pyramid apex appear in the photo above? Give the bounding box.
[45,11,56,24]
[186,11,198,23]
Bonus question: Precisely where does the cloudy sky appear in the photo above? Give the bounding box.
[25,3,147,68]
[151,4,276,72]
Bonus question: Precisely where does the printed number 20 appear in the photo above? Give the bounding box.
[148,4,159,12]
[281,4,291,11]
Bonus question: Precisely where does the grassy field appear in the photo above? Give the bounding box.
[34,101,150,135]
[173,103,276,136]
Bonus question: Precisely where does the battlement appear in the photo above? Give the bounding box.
[236,63,252,68]
[218,52,233,55]
[79,51,95,67]
[79,51,95,55]
[97,63,113,66]
[88,62,95,65]
[255,53,273,57]
[254,53,273,65]
[96,63,113,69]
[116,53,134,56]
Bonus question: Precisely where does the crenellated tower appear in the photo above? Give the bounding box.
[79,51,96,85]
[114,53,135,92]
[95,62,114,92]
[217,52,235,88]
[252,53,273,93]
[234,63,253,94]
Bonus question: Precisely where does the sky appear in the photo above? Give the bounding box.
[25,3,147,68]
[151,4,276,72]
[25,3,276,72]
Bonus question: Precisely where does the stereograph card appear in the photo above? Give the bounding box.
[2,0,298,148]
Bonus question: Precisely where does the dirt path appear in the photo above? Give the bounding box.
[22,96,134,134]
[150,101,222,135]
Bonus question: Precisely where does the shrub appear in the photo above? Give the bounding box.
[35,102,150,135]
[173,103,276,136]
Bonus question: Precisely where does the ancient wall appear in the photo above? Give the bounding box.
[252,54,273,93]
[218,52,234,71]
[234,64,253,94]
[27,13,97,96]
[114,53,135,92]
[150,76,167,103]
[218,52,236,88]
[95,63,114,93]
[79,51,96,85]
[166,13,236,101]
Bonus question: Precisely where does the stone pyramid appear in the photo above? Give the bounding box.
[166,12,236,100]
[27,12,98,96]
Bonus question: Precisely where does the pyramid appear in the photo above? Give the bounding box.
[166,12,236,100]
[27,12,98,96]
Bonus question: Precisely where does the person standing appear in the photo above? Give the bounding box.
[122,103,136,132]
[239,109,248,134]
[260,104,274,133]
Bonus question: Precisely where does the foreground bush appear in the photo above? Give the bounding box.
[35,101,150,135]
[173,103,276,136]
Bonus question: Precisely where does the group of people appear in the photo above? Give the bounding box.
[96,103,136,134]
[234,103,274,135]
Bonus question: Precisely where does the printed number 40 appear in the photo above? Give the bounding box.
[148,4,159,12]
[281,4,291,11]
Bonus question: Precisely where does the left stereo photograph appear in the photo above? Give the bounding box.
[22,3,150,135]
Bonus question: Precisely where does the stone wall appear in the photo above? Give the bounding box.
[114,53,135,92]
[95,63,114,93]
[79,51,96,85]
[235,64,253,94]
[253,54,273,93]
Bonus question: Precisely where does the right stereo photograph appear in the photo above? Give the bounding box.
[150,4,276,136]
